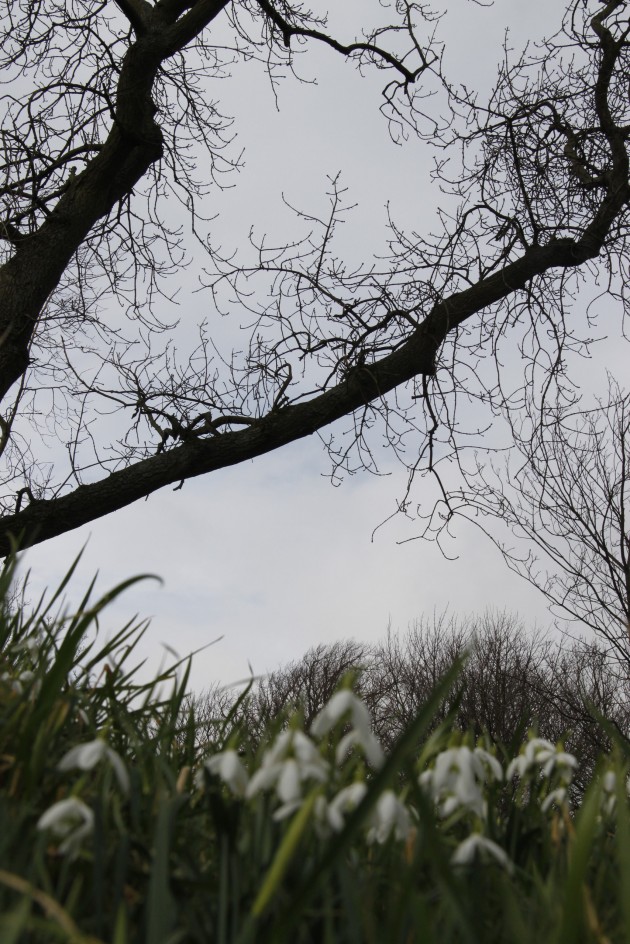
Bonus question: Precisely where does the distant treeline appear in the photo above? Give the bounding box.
[193,611,629,795]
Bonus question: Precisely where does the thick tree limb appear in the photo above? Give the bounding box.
[0,1,232,405]
[113,0,153,35]
[0,235,611,556]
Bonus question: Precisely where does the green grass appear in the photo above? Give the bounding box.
[0,554,628,943]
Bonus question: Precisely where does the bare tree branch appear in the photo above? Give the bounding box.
[0,0,628,565]
[452,380,630,660]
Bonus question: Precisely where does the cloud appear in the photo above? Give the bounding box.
[21,434,553,693]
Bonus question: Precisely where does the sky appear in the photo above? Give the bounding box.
[15,0,619,695]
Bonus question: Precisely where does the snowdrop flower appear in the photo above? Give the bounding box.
[1,671,23,695]
[541,787,568,812]
[197,749,249,797]
[366,790,413,844]
[58,738,130,794]
[13,633,43,658]
[264,759,305,820]
[247,730,329,792]
[311,690,384,769]
[16,669,42,698]
[603,769,616,793]
[474,747,504,782]
[452,834,513,873]
[312,690,371,738]
[541,750,578,783]
[420,746,502,820]
[506,738,557,780]
[598,770,630,816]
[0,669,40,696]
[246,730,329,819]
[37,798,94,857]
[317,782,368,833]
[507,738,577,791]
[76,707,90,726]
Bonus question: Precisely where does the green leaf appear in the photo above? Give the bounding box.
[146,794,184,944]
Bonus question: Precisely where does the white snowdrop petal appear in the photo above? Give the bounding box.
[366,790,412,844]
[363,733,385,770]
[475,748,503,781]
[277,759,302,804]
[335,730,359,765]
[58,739,106,772]
[57,739,129,793]
[541,787,567,812]
[506,757,525,780]
[312,690,374,739]
[324,782,367,832]
[204,750,249,797]
[292,731,321,764]
[300,761,329,783]
[452,834,512,872]
[37,798,94,857]
[245,765,279,798]
[272,800,303,822]
[264,731,292,766]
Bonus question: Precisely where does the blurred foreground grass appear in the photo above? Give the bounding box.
[1,555,629,944]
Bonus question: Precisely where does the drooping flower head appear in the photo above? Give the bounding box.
[311,690,384,770]
[58,737,130,794]
[37,797,94,857]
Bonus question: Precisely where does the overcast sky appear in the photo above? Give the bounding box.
[16,0,620,695]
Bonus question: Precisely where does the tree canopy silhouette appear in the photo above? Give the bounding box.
[0,0,628,555]
[452,380,630,659]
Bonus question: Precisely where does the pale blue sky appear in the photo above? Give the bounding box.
[15,0,620,693]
